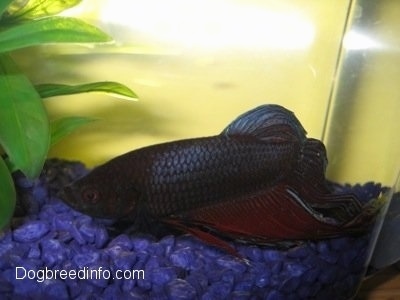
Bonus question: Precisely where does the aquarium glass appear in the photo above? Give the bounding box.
[9,0,400,298]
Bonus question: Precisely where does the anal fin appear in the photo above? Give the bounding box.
[162,218,241,257]
[165,184,349,251]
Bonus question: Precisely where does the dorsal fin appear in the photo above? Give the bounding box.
[221,104,307,142]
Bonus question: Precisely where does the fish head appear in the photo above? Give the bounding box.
[61,165,140,220]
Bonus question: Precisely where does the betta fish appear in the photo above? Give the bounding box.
[62,104,378,255]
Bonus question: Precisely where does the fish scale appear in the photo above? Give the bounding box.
[145,136,298,216]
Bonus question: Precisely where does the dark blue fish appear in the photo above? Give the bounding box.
[62,105,379,255]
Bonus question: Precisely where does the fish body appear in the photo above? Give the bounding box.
[89,135,299,217]
[63,105,376,253]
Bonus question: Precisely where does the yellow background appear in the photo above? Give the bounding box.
[14,0,400,185]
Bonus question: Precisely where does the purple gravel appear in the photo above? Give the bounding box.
[13,221,49,243]
[0,159,385,299]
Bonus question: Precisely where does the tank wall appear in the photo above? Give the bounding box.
[324,0,400,185]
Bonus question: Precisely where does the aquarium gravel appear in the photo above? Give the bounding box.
[0,159,383,299]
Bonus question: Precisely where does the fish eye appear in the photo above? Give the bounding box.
[82,188,99,204]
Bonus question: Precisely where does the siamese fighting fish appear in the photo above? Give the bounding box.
[62,105,377,255]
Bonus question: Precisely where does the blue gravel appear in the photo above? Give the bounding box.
[0,159,384,299]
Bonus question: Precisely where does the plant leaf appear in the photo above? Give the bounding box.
[0,53,49,178]
[0,0,14,16]
[50,116,96,146]
[0,16,111,53]
[36,81,138,100]
[3,156,17,173]
[0,155,16,229]
[6,0,82,20]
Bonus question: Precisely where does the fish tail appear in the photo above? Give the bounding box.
[308,193,363,224]
[290,138,330,198]
[342,193,387,229]
[290,138,366,224]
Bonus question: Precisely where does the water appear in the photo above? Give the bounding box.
[16,1,398,185]
[15,0,347,167]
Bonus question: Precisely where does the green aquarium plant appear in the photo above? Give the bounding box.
[0,0,137,229]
